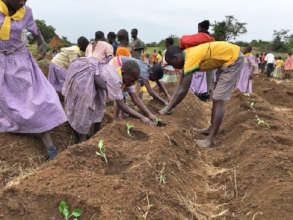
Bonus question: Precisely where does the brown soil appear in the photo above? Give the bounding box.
[0,75,292,220]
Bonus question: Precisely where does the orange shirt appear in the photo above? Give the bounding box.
[116,46,131,57]
[152,53,157,63]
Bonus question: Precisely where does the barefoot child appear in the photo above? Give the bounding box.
[48,37,89,92]
[0,0,67,160]
[63,58,155,142]
[110,56,170,108]
[159,42,244,148]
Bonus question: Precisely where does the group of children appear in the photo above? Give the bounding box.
[2,0,284,160]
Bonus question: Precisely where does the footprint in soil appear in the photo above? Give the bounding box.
[105,158,133,175]
[117,125,149,142]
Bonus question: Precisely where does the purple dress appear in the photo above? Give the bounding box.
[0,6,67,133]
[190,72,208,95]
[48,62,67,92]
[237,55,257,94]
[63,57,123,134]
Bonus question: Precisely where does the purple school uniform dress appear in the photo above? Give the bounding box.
[63,57,124,135]
[190,72,208,95]
[237,55,257,94]
[0,6,67,133]
[48,62,67,92]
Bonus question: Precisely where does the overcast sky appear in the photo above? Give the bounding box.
[28,0,293,43]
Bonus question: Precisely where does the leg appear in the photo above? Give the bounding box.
[197,100,224,148]
[93,122,102,133]
[39,132,58,160]
[197,102,215,135]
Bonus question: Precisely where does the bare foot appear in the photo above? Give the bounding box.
[196,139,216,148]
[196,127,211,136]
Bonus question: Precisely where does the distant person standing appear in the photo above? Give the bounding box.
[116,29,131,57]
[265,52,275,77]
[260,53,266,74]
[152,49,157,65]
[274,57,284,79]
[85,31,113,61]
[284,53,293,79]
[107,32,118,56]
[161,37,177,84]
[131,28,145,59]
[157,51,163,65]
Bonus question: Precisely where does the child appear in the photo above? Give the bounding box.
[110,56,171,106]
[159,42,244,148]
[237,46,257,94]
[284,53,293,80]
[116,29,131,57]
[161,37,177,84]
[275,56,284,79]
[152,49,157,65]
[63,58,155,142]
[48,37,89,92]
[131,28,144,59]
[156,51,163,65]
[0,0,67,160]
[107,31,118,56]
[85,31,113,61]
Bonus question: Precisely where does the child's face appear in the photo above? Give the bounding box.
[7,0,26,11]
[122,71,139,87]
[167,55,185,69]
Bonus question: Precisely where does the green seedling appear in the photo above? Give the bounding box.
[96,140,108,165]
[126,123,134,137]
[250,102,255,109]
[256,116,270,128]
[58,201,83,220]
[155,118,163,126]
[160,174,167,184]
[244,93,250,97]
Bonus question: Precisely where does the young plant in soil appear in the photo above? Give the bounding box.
[96,140,108,165]
[155,118,164,127]
[256,116,270,128]
[58,201,83,220]
[126,123,134,137]
[250,102,255,109]
[244,93,250,97]
[160,174,167,184]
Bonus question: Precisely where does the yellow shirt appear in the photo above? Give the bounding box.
[184,41,240,75]
[276,59,284,68]
[157,54,163,63]
[52,46,81,69]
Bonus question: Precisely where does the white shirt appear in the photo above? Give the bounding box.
[265,53,275,64]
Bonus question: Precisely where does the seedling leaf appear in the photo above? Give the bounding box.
[72,209,84,217]
[250,102,255,109]
[58,201,70,219]
[126,123,134,136]
[244,93,250,97]
[160,175,166,184]
[155,118,163,126]
[96,140,108,165]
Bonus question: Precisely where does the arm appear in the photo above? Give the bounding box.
[159,72,193,115]
[33,29,46,60]
[157,80,171,101]
[128,90,157,121]
[115,100,153,124]
[143,79,168,105]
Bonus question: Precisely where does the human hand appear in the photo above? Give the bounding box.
[141,117,155,125]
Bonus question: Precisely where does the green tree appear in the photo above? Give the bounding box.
[35,19,56,43]
[211,16,247,41]
[271,29,290,52]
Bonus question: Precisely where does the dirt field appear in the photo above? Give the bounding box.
[0,75,292,220]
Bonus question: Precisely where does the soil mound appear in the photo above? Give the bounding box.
[0,77,292,220]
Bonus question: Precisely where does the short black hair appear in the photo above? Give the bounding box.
[289,52,292,56]
[122,60,140,77]
[95,31,105,41]
[245,45,252,53]
[107,32,116,40]
[150,64,164,80]
[77,36,89,52]
[165,45,182,62]
[165,37,174,46]
[117,29,129,41]
[132,28,138,34]
[198,20,210,31]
